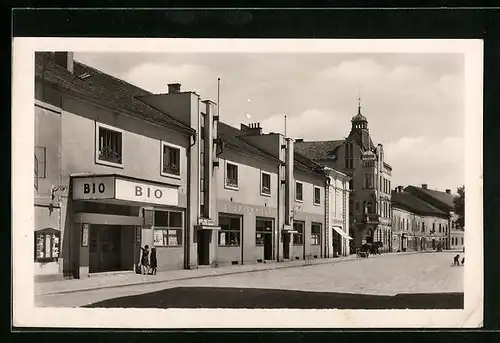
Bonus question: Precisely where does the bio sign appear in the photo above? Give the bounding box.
[73,176,178,206]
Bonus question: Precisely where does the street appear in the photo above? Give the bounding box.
[36,252,464,309]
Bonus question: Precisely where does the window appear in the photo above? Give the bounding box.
[96,123,123,166]
[364,174,373,188]
[256,218,273,246]
[35,146,46,178]
[422,222,425,232]
[461,237,464,245]
[261,171,271,196]
[439,223,442,233]
[432,223,435,233]
[349,180,354,190]
[225,161,239,189]
[161,142,181,177]
[355,201,360,212]
[295,181,303,202]
[219,215,241,246]
[293,221,304,245]
[34,229,60,262]
[153,210,183,247]
[311,223,321,245]
[314,186,321,205]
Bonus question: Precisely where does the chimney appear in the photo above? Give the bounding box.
[446,189,451,194]
[168,83,181,94]
[422,184,428,189]
[398,186,404,193]
[54,52,74,73]
[241,122,262,135]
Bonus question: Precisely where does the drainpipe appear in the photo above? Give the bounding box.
[185,131,197,270]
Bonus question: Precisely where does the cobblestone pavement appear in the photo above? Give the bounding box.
[36,252,464,308]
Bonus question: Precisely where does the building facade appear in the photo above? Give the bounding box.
[33,52,351,280]
[294,103,392,252]
[391,186,450,252]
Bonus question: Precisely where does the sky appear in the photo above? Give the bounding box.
[74,52,465,193]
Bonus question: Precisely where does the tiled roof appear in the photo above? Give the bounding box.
[34,52,195,134]
[391,191,448,217]
[293,152,325,176]
[294,140,345,161]
[217,122,281,163]
[404,185,456,210]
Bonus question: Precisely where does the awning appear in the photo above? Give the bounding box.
[332,226,353,240]
[195,225,221,231]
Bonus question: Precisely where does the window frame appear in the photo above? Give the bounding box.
[35,146,47,179]
[311,222,322,246]
[218,214,242,247]
[313,186,321,206]
[292,221,305,246]
[295,181,304,202]
[224,160,239,190]
[152,209,184,247]
[160,141,182,179]
[95,122,124,168]
[255,218,273,246]
[260,171,272,196]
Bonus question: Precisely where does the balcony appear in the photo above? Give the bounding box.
[364,213,380,224]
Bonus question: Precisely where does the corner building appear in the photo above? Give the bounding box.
[295,104,392,252]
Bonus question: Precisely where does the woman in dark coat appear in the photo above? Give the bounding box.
[139,245,150,275]
[149,247,157,275]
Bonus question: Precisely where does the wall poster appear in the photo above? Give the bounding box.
[81,224,89,247]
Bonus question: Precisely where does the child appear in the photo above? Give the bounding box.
[149,247,157,275]
[139,245,150,275]
[453,254,460,266]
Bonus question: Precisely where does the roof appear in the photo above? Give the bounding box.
[217,122,281,163]
[293,152,325,176]
[404,185,456,210]
[34,52,195,134]
[294,140,345,161]
[391,191,448,217]
[347,128,375,151]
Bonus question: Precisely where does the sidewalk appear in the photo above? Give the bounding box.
[35,251,422,296]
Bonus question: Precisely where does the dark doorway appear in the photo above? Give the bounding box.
[282,232,290,259]
[256,218,274,261]
[197,230,211,266]
[432,239,436,250]
[89,225,122,273]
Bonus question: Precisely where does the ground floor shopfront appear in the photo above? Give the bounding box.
[70,175,185,279]
[34,203,62,280]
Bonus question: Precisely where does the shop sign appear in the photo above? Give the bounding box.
[73,176,178,206]
[198,218,216,226]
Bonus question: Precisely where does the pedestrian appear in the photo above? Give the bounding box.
[149,247,157,275]
[461,257,465,266]
[453,254,460,266]
[139,244,150,275]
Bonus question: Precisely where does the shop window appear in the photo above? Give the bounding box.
[311,223,321,245]
[153,210,183,247]
[218,215,241,246]
[295,181,303,202]
[313,186,321,205]
[225,161,239,189]
[34,229,60,262]
[35,146,46,178]
[256,218,273,246]
[96,123,123,167]
[261,171,271,196]
[293,221,304,245]
[161,142,181,177]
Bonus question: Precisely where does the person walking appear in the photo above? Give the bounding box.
[139,244,150,275]
[149,247,157,275]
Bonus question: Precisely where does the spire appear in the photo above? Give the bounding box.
[357,95,362,115]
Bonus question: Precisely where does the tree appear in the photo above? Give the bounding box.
[454,186,465,229]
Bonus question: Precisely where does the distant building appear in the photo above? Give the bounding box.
[404,185,461,250]
[295,101,393,252]
[391,186,449,252]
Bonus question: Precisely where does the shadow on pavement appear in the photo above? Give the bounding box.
[84,287,464,309]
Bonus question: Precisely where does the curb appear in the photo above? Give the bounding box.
[36,252,424,296]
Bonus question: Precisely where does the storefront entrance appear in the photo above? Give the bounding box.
[197,230,211,266]
[89,225,122,273]
[256,218,274,261]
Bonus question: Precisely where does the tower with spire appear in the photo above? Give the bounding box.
[347,96,375,152]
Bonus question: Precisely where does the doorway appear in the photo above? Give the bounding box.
[282,232,290,259]
[256,218,274,261]
[197,230,211,266]
[89,225,122,273]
